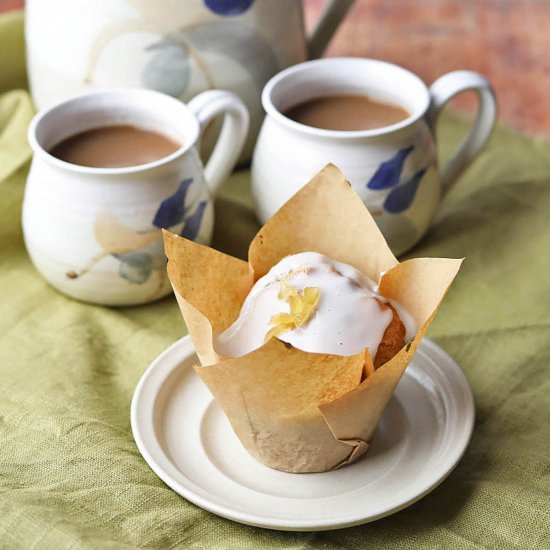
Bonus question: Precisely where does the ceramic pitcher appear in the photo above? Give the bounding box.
[26,0,354,162]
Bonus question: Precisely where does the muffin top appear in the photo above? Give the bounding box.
[215,252,415,358]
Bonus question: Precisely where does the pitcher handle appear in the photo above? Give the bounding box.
[188,90,249,197]
[426,70,497,194]
[307,0,354,59]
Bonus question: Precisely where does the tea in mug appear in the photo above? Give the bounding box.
[284,94,410,131]
[49,125,181,168]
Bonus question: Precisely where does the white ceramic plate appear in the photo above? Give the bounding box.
[131,336,474,531]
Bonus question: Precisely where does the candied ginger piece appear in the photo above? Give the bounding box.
[265,283,320,342]
[278,283,298,300]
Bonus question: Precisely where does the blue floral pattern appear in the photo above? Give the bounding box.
[152,177,208,240]
[153,178,193,229]
[180,201,208,241]
[367,146,414,191]
[367,145,428,214]
[103,178,208,286]
[383,168,428,214]
[204,0,254,16]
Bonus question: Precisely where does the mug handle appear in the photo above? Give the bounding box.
[188,90,249,197]
[426,71,497,194]
[307,0,354,59]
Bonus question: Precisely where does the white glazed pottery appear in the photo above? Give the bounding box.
[251,58,497,255]
[131,335,475,531]
[25,0,354,162]
[23,88,248,306]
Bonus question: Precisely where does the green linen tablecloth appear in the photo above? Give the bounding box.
[1,11,549,550]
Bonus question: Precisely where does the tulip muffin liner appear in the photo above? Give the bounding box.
[163,164,462,473]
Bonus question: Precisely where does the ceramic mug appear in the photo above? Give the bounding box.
[26,0,354,163]
[251,57,497,255]
[23,88,248,306]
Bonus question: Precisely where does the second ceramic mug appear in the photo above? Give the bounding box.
[23,88,248,306]
[251,57,497,255]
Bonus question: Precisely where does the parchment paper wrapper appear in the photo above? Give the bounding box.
[163,164,462,473]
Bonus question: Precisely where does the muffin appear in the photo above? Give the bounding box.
[163,164,462,473]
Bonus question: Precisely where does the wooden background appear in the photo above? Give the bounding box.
[2,0,548,136]
[304,0,548,136]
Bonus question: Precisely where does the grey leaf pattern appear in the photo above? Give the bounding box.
[141,42,191,97]
[167,21,280,89]
[115,252,153,284]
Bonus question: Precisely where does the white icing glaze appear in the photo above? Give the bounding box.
[215,252,416,358]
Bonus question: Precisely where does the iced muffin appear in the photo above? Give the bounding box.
[163,164,462,472]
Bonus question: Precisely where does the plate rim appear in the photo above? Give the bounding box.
[131,336,475,531]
